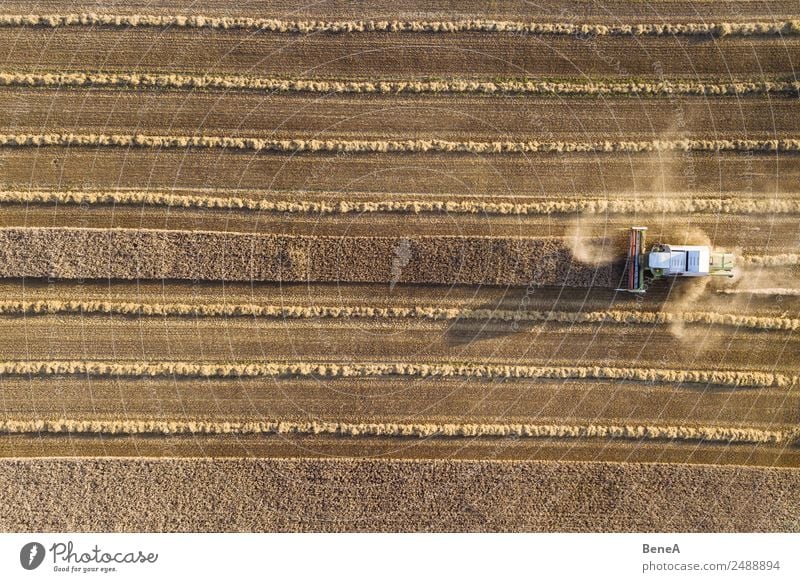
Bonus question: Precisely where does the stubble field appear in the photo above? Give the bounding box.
[0,0,797,531]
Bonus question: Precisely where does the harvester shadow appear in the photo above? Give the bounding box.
[444,314,536,346]
[443,287,558,347]
[444,277,672,348]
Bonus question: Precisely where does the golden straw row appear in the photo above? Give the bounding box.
[0,15,797,36]
[0,361,795,388]
[0,300,797,331]
[1,134,800,154]
[3,190,800,216]
[1,72,798,96]
[0,418,793,444]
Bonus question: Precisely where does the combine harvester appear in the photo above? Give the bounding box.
[618,227,735,293]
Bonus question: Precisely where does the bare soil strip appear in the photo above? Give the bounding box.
[4,190,799,217]
[0,227,615,286]
[1,30,795,77]
[1,15,797,36]
[0,314,792,374]
[0,418,793,444]
[1,299,797,331]
[2,435,796,467]
[2,133,800,154]
[5,374,794,428]
[2,72,798,96]
[0,360,794,388]
[8,91,800,142]
[0,458,797,531]
[7,149,800,197]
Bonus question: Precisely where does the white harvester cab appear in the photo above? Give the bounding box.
[647,245,710,277]
[618,227,735,293]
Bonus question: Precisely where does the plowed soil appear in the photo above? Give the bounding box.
[0,0,797,532]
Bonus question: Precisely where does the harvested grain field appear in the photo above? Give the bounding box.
[0,0,797,532]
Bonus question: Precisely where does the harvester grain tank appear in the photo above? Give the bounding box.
[618,227,735,293]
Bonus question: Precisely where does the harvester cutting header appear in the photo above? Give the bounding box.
[618,227,735,293]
